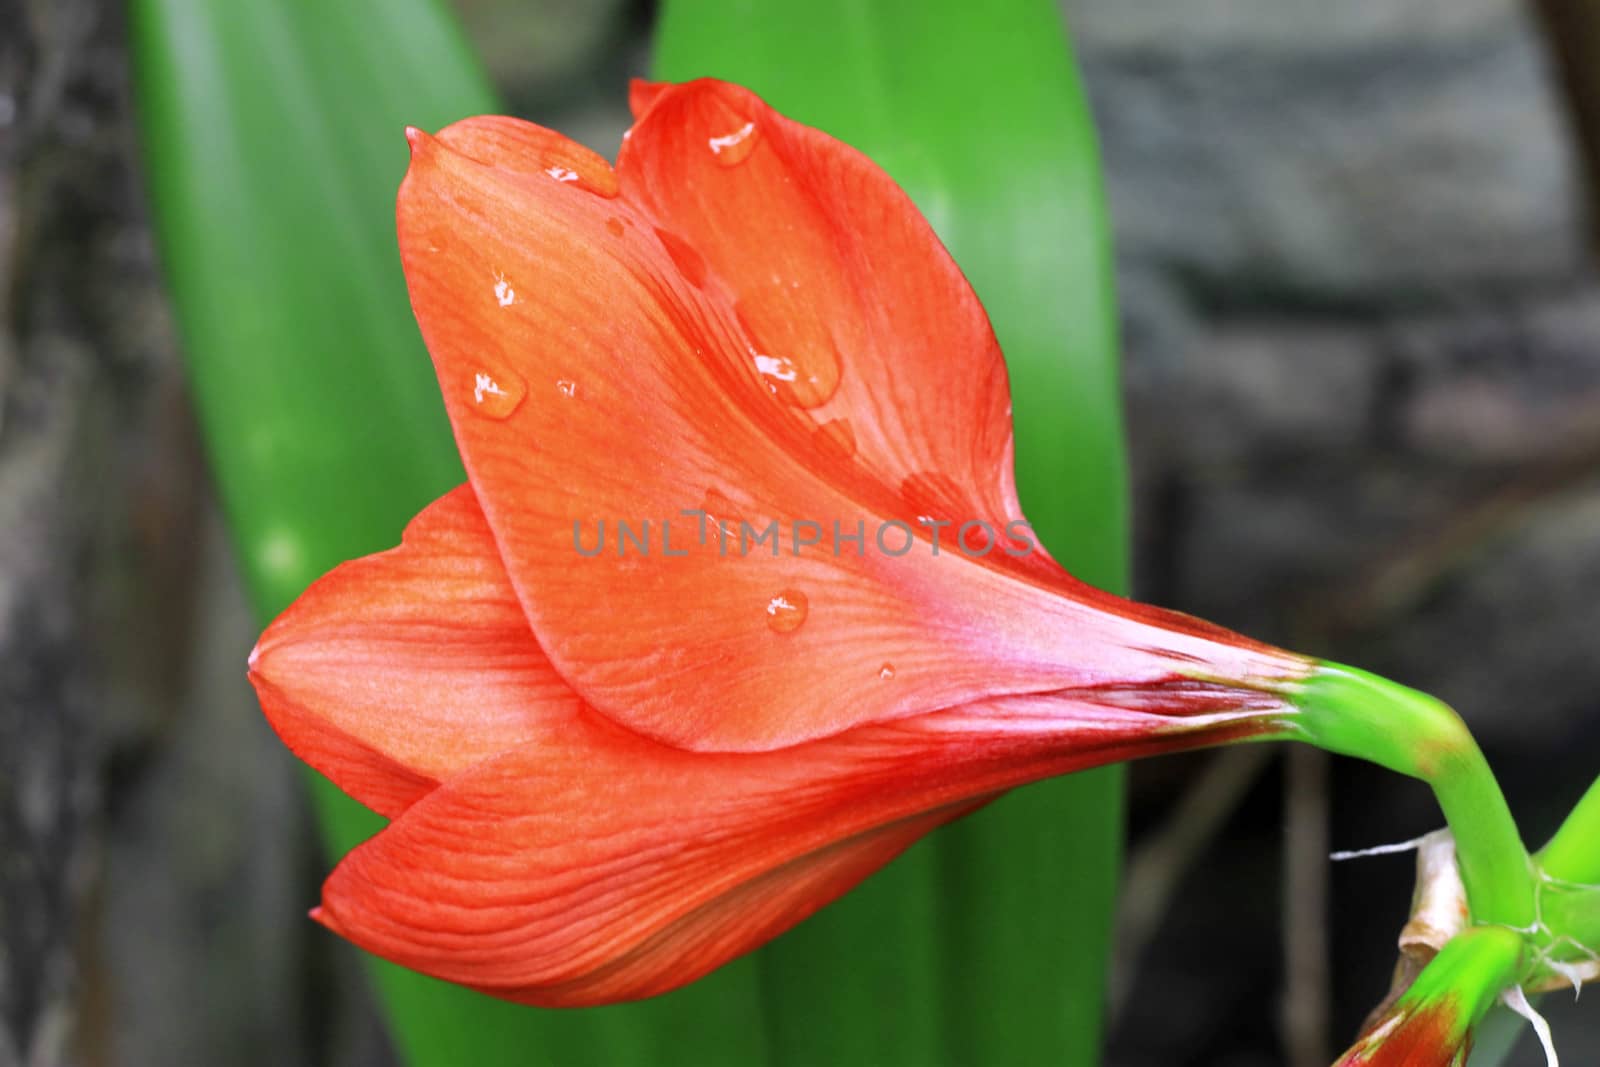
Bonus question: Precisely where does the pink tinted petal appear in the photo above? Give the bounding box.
[248,486,579,818]
[315,692,1288,1004]
[618,79,1023,547]
[397,108,1309,755]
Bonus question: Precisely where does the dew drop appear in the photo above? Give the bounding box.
[493,275,516,307]
[655,228,709,288]
[813,418,857,462]
[878,663,896,681]
[736,301,842,409]
[765,588,808,633]
[470,369,525,420]
[545,165,579,183]
[556,379,578,398]
[700,488,742,542]
[899,471,967,523]
[606,216,625,238]
[708,120,759,166]
[754,354,799,383]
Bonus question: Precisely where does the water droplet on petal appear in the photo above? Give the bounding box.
[545,165,579,183]
[700,488,742,542]
[765,588,808,633]
[493,275,516,307]
[470,369,525,420]
[736,301,841,409]
[813,418,857,462]
[754,354,798,383]
[708,120,759,166]
[879,663,896,680]
[606,216,625,238]
[655,228,708,288]
[556,379,577,398]
[899,471,967,523]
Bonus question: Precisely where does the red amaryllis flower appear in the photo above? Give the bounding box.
[249,78,1314,1006]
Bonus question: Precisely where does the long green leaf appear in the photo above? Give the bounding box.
[653,2,1128,1063]
[131,3,771,1063]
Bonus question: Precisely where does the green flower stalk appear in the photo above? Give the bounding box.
[1539,775,1600,886]
[1291,663,1535,930]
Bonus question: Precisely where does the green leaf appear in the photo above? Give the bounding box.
[131,2,770,1063]
[653,2,1128,1063]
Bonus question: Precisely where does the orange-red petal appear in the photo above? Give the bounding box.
[617,79,1025,549]
[248,485,579,818]
[315,693,1286,1006]
[397,102,1309,754]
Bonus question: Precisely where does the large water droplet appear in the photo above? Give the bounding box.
[765,588,808,633]
[469,369,525,420]
[813,418,856,462]
[655,228,708,288]
[708,120,759,166]
[878,663,896,680]
[736,301,841,409]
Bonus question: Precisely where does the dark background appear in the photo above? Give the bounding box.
[2,0,1596,1064]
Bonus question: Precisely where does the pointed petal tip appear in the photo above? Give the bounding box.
[404,125,433,155]
[627,78,672,121]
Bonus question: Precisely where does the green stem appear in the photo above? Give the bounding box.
[1291,662,1535,929]
[1537,774,1600,884]
[1534,777,1600,969]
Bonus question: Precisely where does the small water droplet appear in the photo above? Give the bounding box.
[556,379,577,398]
[493,275,516,307]
[736,301,842,409]
[700,488,742,542]
[606,217,625,238]
[708,120,759,166]
[655,228,708,288]
[470,369,525,419]
[878,663,896,680]
[754,354,798,383]
[813,418,856,462]
[765,588,808,633]
[900,471,967,523]
[545,165,579,183]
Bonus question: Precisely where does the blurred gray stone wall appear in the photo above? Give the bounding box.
[1068,1,1600,1063]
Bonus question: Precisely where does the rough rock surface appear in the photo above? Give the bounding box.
[1073,0,1600,1062]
